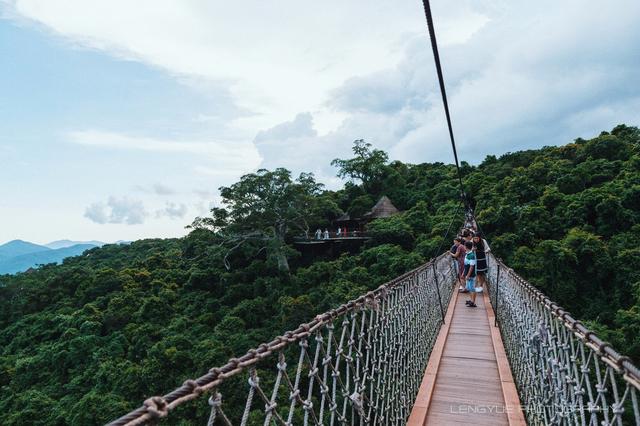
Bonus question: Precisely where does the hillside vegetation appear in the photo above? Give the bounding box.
[0,125,638,425]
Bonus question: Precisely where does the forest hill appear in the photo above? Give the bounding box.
[0,125,639,424]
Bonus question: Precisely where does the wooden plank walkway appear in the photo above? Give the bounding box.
[408,284,527,426]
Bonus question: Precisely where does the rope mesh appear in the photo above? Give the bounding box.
[486,253,640,425]
[108,254,456,426]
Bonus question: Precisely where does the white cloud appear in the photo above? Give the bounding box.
[192,190,221,215]
[252,111,402,187]
[4,0,490,135]
[84,202,109,224]
[156,202,187,219]
[70,129,242,156]
[193,165,247,178]
[152,183,175,195]
[84,196,148,225]
[6,0,640,190]
[69,129,261,173]
[193,189,215,200]
[133,183,177,195]
[254,113,317,143]
[193,200,216,216]
[325,0,640,164]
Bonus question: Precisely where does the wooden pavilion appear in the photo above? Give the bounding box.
[334,195,400,234]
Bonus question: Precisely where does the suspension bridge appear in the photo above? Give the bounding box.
[107,0,640,423]
[107,233,640,425]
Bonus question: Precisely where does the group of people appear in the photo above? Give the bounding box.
[314,228,331,240]
[449,228,490,308]
[314,227,359,240]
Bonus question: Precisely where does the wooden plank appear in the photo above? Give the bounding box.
[445,332,493,345]
[435,359,500,382]
[430,372,504,392]
[444,334,494,345]
[442,347,496,361]
[425,409,509,426]
[425,412,506,426]
[429,389,506,406]
[447,327,491,336]
[428,399,510,416]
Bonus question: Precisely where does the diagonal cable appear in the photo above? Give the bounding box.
[420,0,467,207]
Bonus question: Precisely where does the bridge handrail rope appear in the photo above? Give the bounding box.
[486,252,640,425]
[109,253,458,426]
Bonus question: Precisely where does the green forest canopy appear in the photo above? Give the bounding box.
[0,125,639,424]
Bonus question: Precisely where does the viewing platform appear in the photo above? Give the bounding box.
[293,231,370,245]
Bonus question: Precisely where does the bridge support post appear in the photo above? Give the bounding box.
[432,263,446,325]
[494,263,501,327]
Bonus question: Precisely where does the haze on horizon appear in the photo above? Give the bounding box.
[1,0,639,245]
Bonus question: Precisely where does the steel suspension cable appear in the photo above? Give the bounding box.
[420,0,468,208]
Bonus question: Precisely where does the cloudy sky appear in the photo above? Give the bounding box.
[1,0,639,244]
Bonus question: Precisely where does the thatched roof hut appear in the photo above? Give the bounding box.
[361,196,400,220]
[333,196,400,232]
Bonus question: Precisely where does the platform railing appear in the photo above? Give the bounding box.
[294,231,370,241]
[109,254,456,426]
[487,253,640,425]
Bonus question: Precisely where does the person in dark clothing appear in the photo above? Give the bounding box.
[450,237,459,255]
[449,236,464,289]
[450,237,461,277]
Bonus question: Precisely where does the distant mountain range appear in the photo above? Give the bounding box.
[0,239,128,275]
[44,239,106,250]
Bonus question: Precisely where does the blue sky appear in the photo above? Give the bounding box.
[1,19,234,243]
[1,0,639,244]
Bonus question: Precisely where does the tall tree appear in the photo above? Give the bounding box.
[190,168,325,272]
[331,139,389,192]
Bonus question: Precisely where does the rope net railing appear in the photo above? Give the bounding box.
[109,253,456,426]
[486,253,640,425]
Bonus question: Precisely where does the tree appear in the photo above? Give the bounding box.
[366,215,414,249]
[331,139,389,192]
[190,168,324,272]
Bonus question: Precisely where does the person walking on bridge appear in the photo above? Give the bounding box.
[462,240,477,307]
